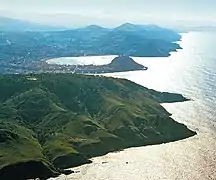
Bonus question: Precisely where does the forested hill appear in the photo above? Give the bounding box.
[0,74,195,179]
[0,22,181,64]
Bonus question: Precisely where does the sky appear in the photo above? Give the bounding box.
[0,0,216,27]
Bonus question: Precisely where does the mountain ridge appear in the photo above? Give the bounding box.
[0,22,181,73]
[0,74,196,179]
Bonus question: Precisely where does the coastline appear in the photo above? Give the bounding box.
[0,73,196,180]
[50,131,216,180]
[49,102,216,180]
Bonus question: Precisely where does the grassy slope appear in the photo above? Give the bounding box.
[0,74,196,179]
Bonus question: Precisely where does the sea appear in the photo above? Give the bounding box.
[47,32,216,131]
[48,32,216,180]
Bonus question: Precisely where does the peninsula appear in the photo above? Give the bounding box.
[44,55,147,74]
[0,74,196,179]
[0,23,181,74]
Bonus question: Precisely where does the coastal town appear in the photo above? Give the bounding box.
[0,56,147,74]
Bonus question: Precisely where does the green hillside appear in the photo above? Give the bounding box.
[0,74,196,179]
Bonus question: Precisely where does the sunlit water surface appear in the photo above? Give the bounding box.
[49,32,216,180]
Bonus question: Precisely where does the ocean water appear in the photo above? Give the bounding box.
[48,32,216,131]
[102,32,216,132]
[49,32,216,180]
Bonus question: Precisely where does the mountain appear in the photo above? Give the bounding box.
[0,74,196,179]
[91,29,181,57]
[114,23,181,42]
[0,23,182,73]
[114,23,145,31]
[0,16,66,32]
[77,25,108,31]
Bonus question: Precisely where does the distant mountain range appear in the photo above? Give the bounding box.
[0,16,67,31]
[0,17,182,68]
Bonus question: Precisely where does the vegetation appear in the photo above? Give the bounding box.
[0,23,181,65]
[0,74,196,179]
[70,56,147,74]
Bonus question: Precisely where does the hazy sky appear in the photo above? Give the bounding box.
[0,0,216,27]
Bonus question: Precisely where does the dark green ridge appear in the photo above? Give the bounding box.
[0,74,196,179]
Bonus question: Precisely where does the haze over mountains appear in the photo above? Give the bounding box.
[0,16,67,31]
[0,17,181,73]
[1,16,216,33]
[0,14,199,180]
[0,0,215,179]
